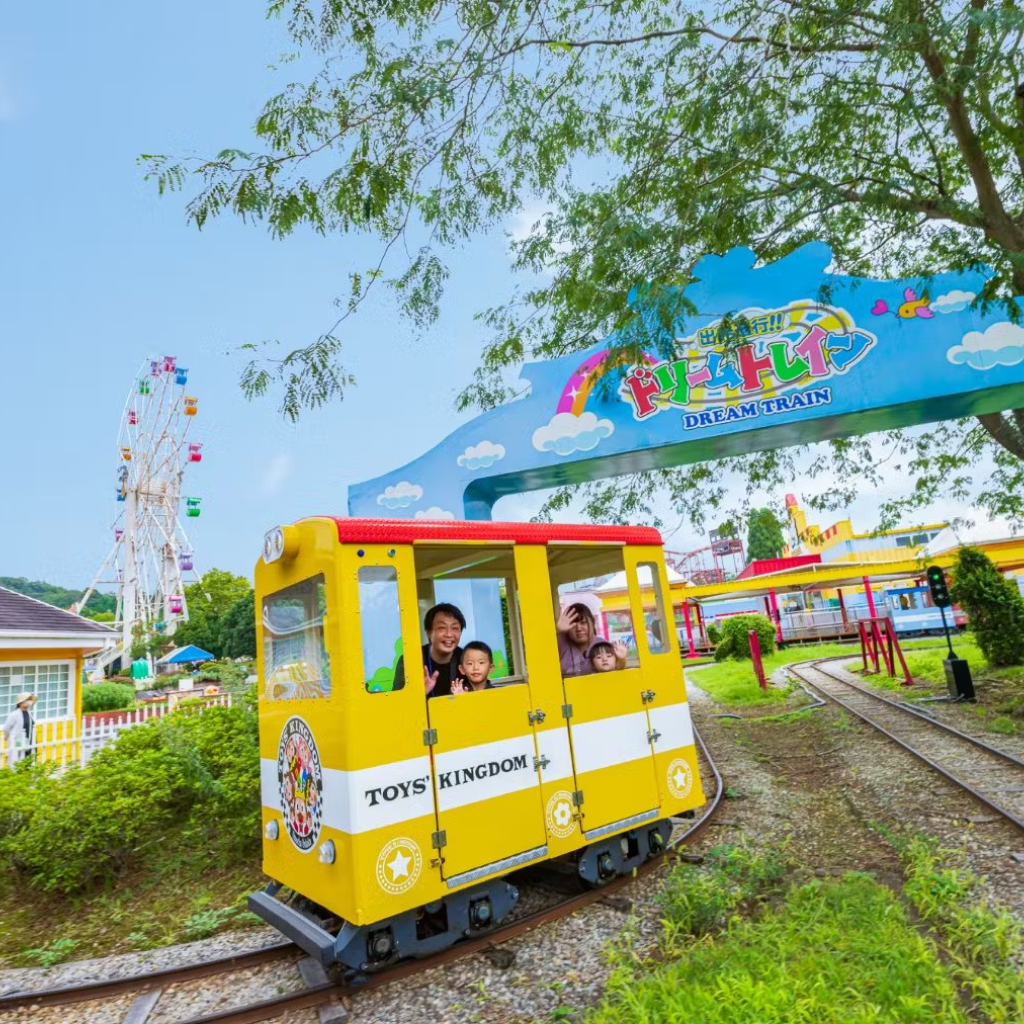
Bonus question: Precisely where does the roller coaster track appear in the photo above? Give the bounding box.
[0,726,723,1023]
[789,658,1024,835]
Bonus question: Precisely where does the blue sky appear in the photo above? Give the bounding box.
[0,3,975,590]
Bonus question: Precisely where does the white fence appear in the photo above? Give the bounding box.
[0,694,233,769]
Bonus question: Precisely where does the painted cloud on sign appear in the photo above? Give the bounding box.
[414,507,456,520]
[458,440,506,470]
[532,411,614,456]
[931,290,976,315]
[377,481,423,509]
[947,321,1024,370]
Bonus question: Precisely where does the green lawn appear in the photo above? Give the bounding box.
[590,873,966,1024]
[688,638,963,707]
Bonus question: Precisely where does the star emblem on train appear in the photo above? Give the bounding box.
[666,758,693,800]
[387,848,412,881]
[375,837,423,894]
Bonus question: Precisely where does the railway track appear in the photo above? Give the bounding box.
[0,726,722,1024]
[789,658,1024,834]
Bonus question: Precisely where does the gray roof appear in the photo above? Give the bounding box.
[0,587,117,635]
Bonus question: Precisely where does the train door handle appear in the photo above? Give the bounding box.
[534,755,551,771]
[641,690,656,704]
[528,708,546,725]
[647,729,661,745]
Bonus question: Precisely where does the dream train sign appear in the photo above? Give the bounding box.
[348,241,1024,521]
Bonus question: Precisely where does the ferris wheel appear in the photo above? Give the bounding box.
[80,356,203,663]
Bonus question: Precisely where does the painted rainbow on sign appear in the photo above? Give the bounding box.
[555,349,657,414]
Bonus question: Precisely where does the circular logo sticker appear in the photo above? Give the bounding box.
[666,757,693,800]
[545,789,577,839]
[376,837,423,895]
[277,717,324,852]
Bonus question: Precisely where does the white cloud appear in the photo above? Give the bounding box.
[260,452,293,498]
[930,290,976,315]
[947,321,1024,370]
[458,440,506,470]
[377,481,423,509]
[414,506,456,520]
[531,411,614,456]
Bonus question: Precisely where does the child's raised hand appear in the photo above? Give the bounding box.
[556,606,579,633]
[612,641,628,661]
[450,679,466,695]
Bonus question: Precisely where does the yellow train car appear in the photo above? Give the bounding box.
[249,517,705,973]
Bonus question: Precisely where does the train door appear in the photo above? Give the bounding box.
[624,549,704,810]
[416,544,549,886]
[558,548,663,839]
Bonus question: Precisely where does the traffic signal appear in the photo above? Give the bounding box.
[926,565,951,608]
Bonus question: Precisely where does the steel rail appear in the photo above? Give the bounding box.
[790,658,1024,835]
[181,723,724,1024]
[0,942,298,1012]
[0,724,721,1022]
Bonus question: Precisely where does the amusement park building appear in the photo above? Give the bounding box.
[0,587,116,765]
[782,494,947,564]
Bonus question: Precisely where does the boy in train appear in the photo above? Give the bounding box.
[450,641,496,693]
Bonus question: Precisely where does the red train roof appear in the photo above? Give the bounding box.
[317,517,663,546]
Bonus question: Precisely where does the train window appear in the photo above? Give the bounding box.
[411,546,523,683]
[634,562,670,655]
[550,545,639,673]
[262,574,331,700]
[358,566,404,693]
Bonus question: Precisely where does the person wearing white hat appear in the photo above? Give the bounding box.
[3,693,37,765]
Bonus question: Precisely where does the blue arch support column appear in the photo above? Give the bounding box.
[349,242,1024,522]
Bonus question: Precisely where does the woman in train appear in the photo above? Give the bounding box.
[556,603,627,676]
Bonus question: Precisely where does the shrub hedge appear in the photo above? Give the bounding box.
[0,690,260,895]
[713,613,776,662]
[949,546,1024,667]
[81,682,136,714]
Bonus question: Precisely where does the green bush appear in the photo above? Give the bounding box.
[0,703,260,895]
[950,547,1024,667]
[713,614,776,661]
[705,622,721,644]
[81,682,136,713]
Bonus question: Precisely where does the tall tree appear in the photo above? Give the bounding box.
[747,508,786,562]
[149,0,1024,526]
[218,591,258,660]
[174,569,251,657]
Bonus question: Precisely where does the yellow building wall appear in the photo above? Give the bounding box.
[0,646,87,765]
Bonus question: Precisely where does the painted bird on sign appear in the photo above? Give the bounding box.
[871,288,934,320]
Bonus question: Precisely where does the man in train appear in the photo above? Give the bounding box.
[391,602,467,697]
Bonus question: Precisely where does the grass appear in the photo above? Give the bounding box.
[687,641,866,706]
[0,852,265,966]
[689,637,970,708]
[588,839,1024,1024]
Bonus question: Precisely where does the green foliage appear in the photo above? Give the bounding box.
[745,508,786,563]
[218,591,257,659]
[0,577,116,617]
[24,937,79,967]
[594,873,968,1023]
[712,614,776,662]
[705,622,721,644]
[949,546,1024,667]
[152,0,1024,528]
[901,837,1024,1022]
[81,682,136,714]
[0,703,260,895]
[174,569,252,659]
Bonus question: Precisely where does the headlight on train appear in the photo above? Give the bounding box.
[264,820,279,840]
[263,525,299,564]
[318,840,336,865]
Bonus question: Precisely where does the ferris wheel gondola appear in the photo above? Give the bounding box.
[79,358,205,663]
